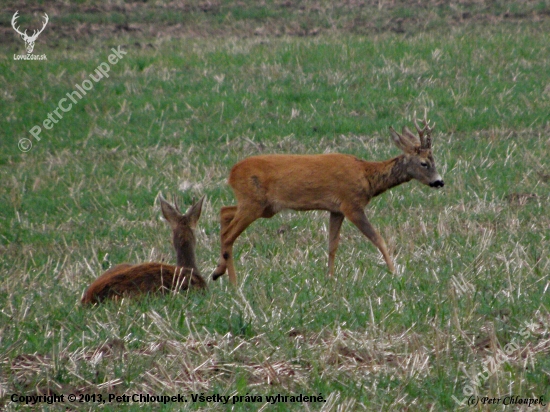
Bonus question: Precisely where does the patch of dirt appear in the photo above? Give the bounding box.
[1,0,549,44]
[507,192,539,206]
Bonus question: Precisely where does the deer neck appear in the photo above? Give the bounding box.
[175,242,198,271]
[366,155,412,198]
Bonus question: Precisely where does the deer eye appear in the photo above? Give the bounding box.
[420,162,429,168]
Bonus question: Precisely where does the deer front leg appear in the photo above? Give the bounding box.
[328,212,344,277]
[342,206,395,273]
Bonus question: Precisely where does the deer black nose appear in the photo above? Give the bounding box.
[430,180,444,188]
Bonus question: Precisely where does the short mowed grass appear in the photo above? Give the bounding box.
[1,1,550,410]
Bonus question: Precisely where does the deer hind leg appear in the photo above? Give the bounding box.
[212,206,237,280]
[328,212,344,277]
[212,205,262,284]
[342,206,395,273]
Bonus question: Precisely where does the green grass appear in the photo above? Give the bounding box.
[1,1,550,410]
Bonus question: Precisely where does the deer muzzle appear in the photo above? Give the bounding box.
[429,180,445,188]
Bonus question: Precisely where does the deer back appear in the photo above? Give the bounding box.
[81,263,206,304]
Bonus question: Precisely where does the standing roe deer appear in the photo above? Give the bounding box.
[212,112,444,284]
[81,195,207,304]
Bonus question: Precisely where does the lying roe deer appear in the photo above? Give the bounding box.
[81,195,207,304]
[212,112,444,284]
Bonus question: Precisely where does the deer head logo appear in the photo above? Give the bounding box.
[11,11,49,54]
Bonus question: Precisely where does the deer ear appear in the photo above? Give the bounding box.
[390,127,417,154]
[389,126,402,146]
[185,195,205,229]
[159,194,181,229]
[402,126,420,145]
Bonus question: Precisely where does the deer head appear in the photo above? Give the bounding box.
[159,194,205,269]
[389,111,444,188]
[12,11,49,54]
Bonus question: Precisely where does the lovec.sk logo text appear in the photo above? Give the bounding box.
[12,11,48,60]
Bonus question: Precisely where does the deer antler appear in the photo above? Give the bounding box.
[12,11,49,40]
[12,11,49,54]
[413,109,435,149]
[11,11,27,38]
[28,13,49,41]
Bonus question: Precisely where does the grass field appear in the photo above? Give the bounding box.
[1,1,550,410]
